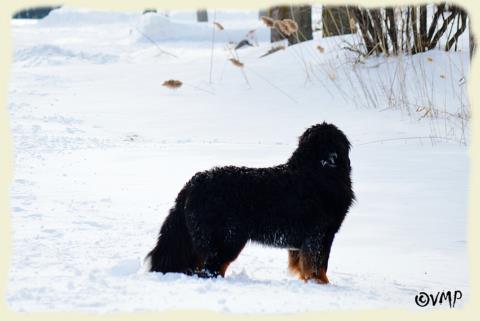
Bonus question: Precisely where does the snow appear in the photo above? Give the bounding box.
[7,7,470,313]
[14,44,119,66]
[39,7,139,26]
[133,12,269,43]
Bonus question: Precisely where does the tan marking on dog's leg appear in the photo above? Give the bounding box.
[288,250,301,276]
[218,261,231,277]
[298,255,314,282]
[297,252,329,284]
[313,268,329,284]
[218,243,247,277]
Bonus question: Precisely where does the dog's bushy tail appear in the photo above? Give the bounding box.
[145,191,197,274]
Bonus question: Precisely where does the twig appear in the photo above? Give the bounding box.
[184,83,216,95]
[209,10,217,84]
[245,67,298,104]
[259,45,286,58]
[355,135,465,146]
[134,27,178,58]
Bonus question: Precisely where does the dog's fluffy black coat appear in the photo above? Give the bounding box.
[146,122,354,281]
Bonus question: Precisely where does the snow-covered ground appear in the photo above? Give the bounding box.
[7,7,470,313]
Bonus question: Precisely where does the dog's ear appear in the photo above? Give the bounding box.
[321,152,337,168]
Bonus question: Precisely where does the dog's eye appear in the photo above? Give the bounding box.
[328,152,338,164]
[321,152,337,168]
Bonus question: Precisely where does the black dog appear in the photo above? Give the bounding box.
[146,122,354,283]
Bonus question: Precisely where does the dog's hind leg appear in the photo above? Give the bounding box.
[298,252,329,284]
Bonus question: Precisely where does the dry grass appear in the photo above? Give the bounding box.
[251,7,470,145]
[260,45,286,58]
[260,16,298,37]
[162,79,183,89]
[245,29,256,37]
[273,20,292,36]
[229,58,244,68]
[282,19,298,34]
[349,17,356,32]
[214,22,224,30]
[332,51,469,144]
[306,4,470,144]
[260,16,274,27]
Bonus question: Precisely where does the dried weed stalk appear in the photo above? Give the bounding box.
[162,79,183,89]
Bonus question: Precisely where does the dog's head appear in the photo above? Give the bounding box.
[288,122,351,174]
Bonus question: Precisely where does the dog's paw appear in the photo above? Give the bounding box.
[298,268,329,284]
[195,269,220,279]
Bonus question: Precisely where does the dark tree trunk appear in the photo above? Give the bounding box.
[259,9,268,18]
[470,19,476,60]
[446,10,467,51]
[290,5,313,44]
[370,8,388,54]
[350,3,470,57]
[419,5,427,51]
[427,4,446,43]
[322,6,356,37]
[196,9,208,22]
[411,6,421,53]
[428,8,458,50]
[351,7,377,54]
[385,7,398,55]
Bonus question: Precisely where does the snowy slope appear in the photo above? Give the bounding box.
[7,8,470,313]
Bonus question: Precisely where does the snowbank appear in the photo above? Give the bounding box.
[39,7,139,27]
[36,7,269,44]
[133,12,269,43]
[14,44,118,66]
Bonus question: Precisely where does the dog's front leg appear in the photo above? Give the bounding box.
[298,232,335,284]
